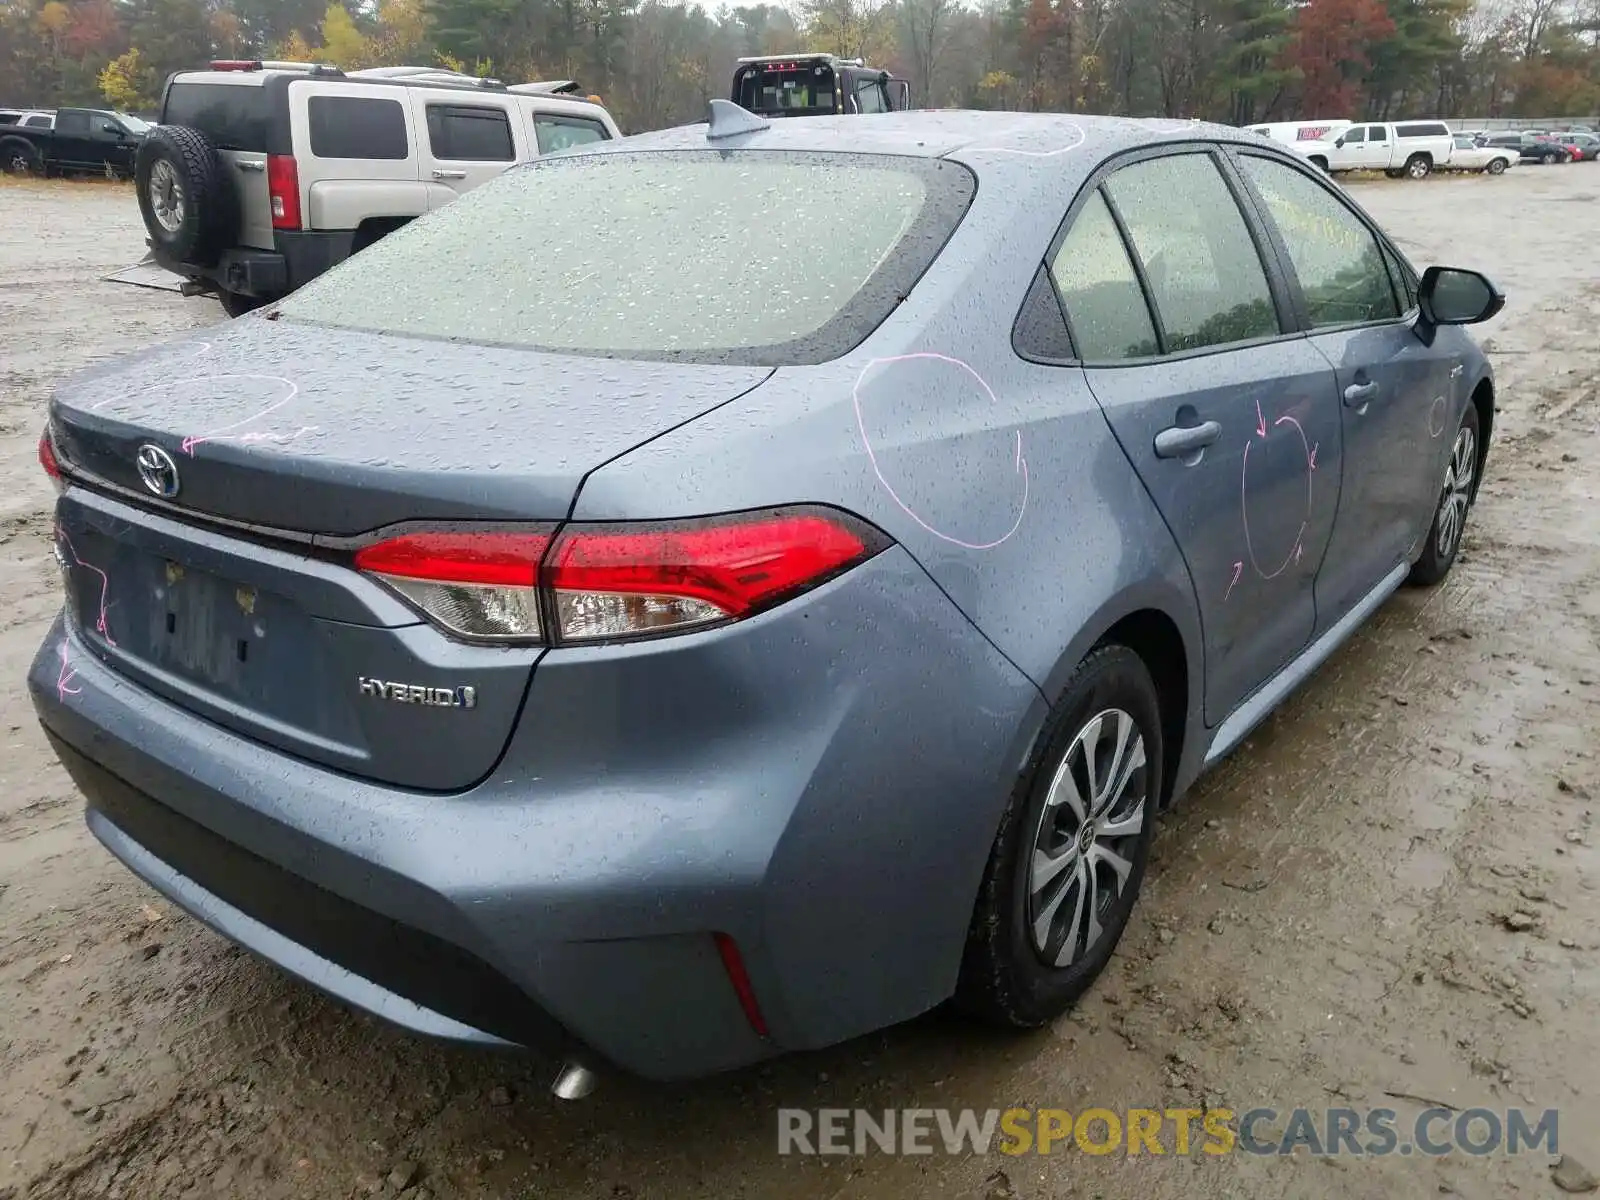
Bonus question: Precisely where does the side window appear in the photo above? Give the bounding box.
[24,114,52,128]
[533,114,608,155]
[1344,128,1365,144]
[1367,125,1389,144]
[308,95,408,160]
[56,111,90,135]
[1047,189,1159,362]
[1102,152,1280,353]
[425,104,514,161]
[1238,155,1400,327]
[855,82,887,114]
[1381,243,1417,312]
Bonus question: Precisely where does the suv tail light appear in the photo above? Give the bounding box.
[352,508,887,646]
[267,154,301,230]
[209,59,263,71]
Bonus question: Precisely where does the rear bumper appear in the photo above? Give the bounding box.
[30,546,1045,1080]
[152,230,357,300]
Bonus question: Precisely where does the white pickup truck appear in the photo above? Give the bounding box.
[1297,120,1455,179]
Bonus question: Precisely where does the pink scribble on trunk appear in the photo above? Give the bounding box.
[56,524,117,647]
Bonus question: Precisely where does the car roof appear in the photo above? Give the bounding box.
[585,109,1261,169]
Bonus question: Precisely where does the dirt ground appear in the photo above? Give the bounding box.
[1,162,1598,1200]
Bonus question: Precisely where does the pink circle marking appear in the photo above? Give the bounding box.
[1241,412,1313,580]
[852,353,1029,551]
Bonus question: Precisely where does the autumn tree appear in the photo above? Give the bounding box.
[1283,0,1396,115]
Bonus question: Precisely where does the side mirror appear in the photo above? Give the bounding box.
[101,122,121,135]
[1418,266,1504,327]
[1334,136,1345,147]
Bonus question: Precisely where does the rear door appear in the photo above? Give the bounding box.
[1057,147,1344,723]
[290,83,427,231]
[51,109,93,166]
[1232,149,1459,629]
[411,94,522,210]
[1363,124,1394,170]
[161,78,275,250]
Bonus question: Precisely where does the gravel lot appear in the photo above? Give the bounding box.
[2,163,1598,1200]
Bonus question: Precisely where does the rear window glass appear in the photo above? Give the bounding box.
[426,104,513,161]
[163,81,270,151]
[533,114,607,155]
[734,64,837,115]
[309,95,407,160]
[274,150,975,365]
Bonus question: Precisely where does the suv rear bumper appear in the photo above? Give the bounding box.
[153,230,357,301]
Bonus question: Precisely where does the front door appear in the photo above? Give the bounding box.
[413,98,521,211]
[1233,151,1459,629]
[1052,148,1344,723]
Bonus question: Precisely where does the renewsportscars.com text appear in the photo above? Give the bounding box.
[777,1106,1559,1157]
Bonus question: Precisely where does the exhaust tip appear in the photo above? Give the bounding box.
[551,1060,598,1101]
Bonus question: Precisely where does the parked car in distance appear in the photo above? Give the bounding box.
[1298,120,1454,177]
[0,107,146,176]
[1244,119,1353,148]
[1442,134,1516,174]
[1480,131,1570,164]
[32,106,1504,1088]
[134,59,623,317]
[1556,132,1597,161]
[0,108,55,129]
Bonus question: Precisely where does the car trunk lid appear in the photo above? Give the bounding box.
[49,321,773,789]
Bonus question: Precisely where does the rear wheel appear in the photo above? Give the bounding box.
[218,290,265,319]
[1409,404,1480,586]
[1486,157,1507,175]
[1541,151,1558,164]
[955,644,1162,1027]
[1,138,39,175]
[1405,154,1432,179]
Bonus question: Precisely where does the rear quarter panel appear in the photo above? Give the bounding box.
[572,146,1205,772]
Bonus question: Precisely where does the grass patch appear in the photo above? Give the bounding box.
[0,172,133,192]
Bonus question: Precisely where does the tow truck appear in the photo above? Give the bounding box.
[730,54,910,117]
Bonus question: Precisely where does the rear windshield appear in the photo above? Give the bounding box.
[274,150,976,365]
[162,81,270,151]
[735,63,838,115]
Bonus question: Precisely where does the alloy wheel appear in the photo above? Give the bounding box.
[1436,424,1476,561]
[1027,708,1149,968]
[149,160,185,233]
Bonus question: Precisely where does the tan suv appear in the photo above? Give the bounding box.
[135,61,622,315]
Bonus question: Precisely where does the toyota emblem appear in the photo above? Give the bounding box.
[135,443,180,499]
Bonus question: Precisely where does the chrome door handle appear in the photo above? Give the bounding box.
[431,169,467,179]
[1343,381,1379,407]
[1153,420,1222,459]
[233,159,265,172]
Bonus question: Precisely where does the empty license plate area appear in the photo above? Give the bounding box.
[60,525,359,747]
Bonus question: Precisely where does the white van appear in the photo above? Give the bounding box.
[1245,119,1353,147]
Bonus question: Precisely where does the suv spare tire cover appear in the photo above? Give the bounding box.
[135,125,238,267]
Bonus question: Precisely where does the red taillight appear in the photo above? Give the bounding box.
[350,508,885,646]
[209,59,262,71]
[545,510,874,642]
[713,932,769,1037]
[353,529,550,642]
[38,426,64,491]
[267,154,301,230]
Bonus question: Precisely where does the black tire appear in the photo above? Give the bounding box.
[1385,168,1405,179]
[134,125,236,267]
[1405,153,1431,179]
[955,644,1163,1028]
[1408,403,1481,587]
[218,289,265,318]
[1486,157,1507,175]
[1308,155,1330,173]
[1,138,39,175]
[1541,151,1558,164]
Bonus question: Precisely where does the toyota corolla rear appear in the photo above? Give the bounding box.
[28,139,1044,1080]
